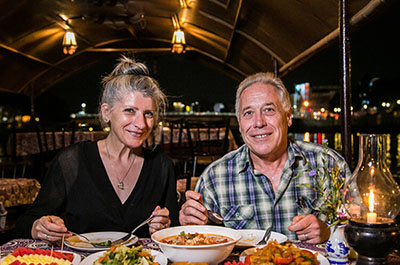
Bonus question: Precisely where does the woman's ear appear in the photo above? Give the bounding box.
[101,103,111,123]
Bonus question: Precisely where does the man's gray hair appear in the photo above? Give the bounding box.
[235,72,292,119]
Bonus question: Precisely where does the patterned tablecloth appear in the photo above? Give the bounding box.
[1,238,399,264]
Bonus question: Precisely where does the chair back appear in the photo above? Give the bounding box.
[0,122,17,162]
[160,118,192,159]
[185,117,231,159]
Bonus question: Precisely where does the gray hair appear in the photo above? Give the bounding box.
[235,72,292,119]
[98,55,167,128]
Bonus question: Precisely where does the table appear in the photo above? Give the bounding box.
[0,178,40,208]
[2,238,399,264]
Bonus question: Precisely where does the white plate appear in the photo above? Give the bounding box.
[236,230,288,247]
[239,247,329,265]
[0,251,81,265]
[64,231,138,252]
[80,249,167,265]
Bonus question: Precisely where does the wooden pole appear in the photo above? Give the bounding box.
[273,58,279,77]
[339,0,353,168]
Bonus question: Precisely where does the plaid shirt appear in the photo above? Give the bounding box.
[195,139,351,240]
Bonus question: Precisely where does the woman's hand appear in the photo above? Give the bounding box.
[31,215,71,242]
[148,206,171,235]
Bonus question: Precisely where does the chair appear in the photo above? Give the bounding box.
[160,118,193,191]
[0,122,32,179]
[32,121,72,182]
[0,122,17,162]
[185,117,231,179]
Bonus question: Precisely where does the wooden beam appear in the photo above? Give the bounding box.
[0,44,63,70]
[224,0,243,62]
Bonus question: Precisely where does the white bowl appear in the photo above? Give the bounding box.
[151,225,241,265]
[236,230,288,247]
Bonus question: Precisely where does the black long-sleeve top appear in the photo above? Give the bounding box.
[16,141,179,238]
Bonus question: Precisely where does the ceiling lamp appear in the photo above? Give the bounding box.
[171,15,186,54]
[171,29,186,54]
[62,31,77,55]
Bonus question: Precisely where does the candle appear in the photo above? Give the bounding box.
[367,212,377,223]
[367,188,376,223]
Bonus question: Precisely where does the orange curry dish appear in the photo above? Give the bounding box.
[245,240,320,265]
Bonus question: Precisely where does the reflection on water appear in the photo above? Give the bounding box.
[290,132,400,179]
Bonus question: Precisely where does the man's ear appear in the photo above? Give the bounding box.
[287,108,293,127]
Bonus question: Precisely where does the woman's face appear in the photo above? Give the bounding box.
[104,91,156,148]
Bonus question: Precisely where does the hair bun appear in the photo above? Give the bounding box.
[113,55,150,77]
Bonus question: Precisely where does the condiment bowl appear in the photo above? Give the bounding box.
[151,225,241,265]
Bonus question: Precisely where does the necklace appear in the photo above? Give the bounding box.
[105,140,136,190]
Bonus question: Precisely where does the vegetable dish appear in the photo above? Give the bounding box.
[160,232,232,245]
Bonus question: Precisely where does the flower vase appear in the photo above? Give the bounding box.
[325,224,350,265]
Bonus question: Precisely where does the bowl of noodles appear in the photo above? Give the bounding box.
[151,225,241,265]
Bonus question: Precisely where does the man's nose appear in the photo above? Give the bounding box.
[254,112,267,127]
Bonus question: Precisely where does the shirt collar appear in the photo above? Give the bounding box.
[237,139,307,174]
[288,138,307,167]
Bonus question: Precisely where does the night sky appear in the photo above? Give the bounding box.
[1,2,398,122]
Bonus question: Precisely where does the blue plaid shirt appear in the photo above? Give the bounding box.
[195,139,351,240]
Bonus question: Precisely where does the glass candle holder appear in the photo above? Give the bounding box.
[343,134,400,264]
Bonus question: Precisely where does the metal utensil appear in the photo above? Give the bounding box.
[68,232,105,248]
[207,210,225,225]
[256,226,272,246]
[109,215,155,246]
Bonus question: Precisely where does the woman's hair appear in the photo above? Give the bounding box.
[235,72,292,118]
[98,55,167,128]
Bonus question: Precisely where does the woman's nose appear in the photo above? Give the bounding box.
[134,114,146,129]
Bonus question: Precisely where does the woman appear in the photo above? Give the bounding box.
[16,56,179,241]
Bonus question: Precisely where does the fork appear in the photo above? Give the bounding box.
[109,215,156,246]
[68,232,105,248]
[256,226,272,246]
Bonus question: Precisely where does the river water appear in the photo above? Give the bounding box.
[290,132,400,180]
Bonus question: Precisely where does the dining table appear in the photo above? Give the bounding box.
[1,237,399,265]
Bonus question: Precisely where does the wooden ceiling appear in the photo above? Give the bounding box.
[0,0,395,97]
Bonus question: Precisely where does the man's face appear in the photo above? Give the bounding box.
[238,82,292,160]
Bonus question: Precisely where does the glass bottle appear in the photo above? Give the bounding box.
[343,134,400,223]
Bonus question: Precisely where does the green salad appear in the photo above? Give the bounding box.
[94,245,157,265]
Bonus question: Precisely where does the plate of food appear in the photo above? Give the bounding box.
[64,231,138,252]
[80,245,167,265]
[236,230,288,247]
[239,240,328,265]
[0,247,81,265]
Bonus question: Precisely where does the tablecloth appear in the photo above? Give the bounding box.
[2,238,400,264]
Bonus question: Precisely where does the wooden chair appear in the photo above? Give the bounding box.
[160,118,193,191]
[185,117,231,179]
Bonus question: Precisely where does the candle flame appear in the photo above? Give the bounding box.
[369,166,375,176]
[368,189,375,212]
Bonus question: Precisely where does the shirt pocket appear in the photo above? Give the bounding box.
[220,204,255,229]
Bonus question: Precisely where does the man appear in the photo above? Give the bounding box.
[179,72,351,243]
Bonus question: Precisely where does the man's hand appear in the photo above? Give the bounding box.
[288,214,330,243]
[31,215,71,242]
[179,190,208,225]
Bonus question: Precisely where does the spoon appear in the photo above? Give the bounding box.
[207,210,225,225]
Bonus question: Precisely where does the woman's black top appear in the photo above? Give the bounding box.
[16,141,179,238]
